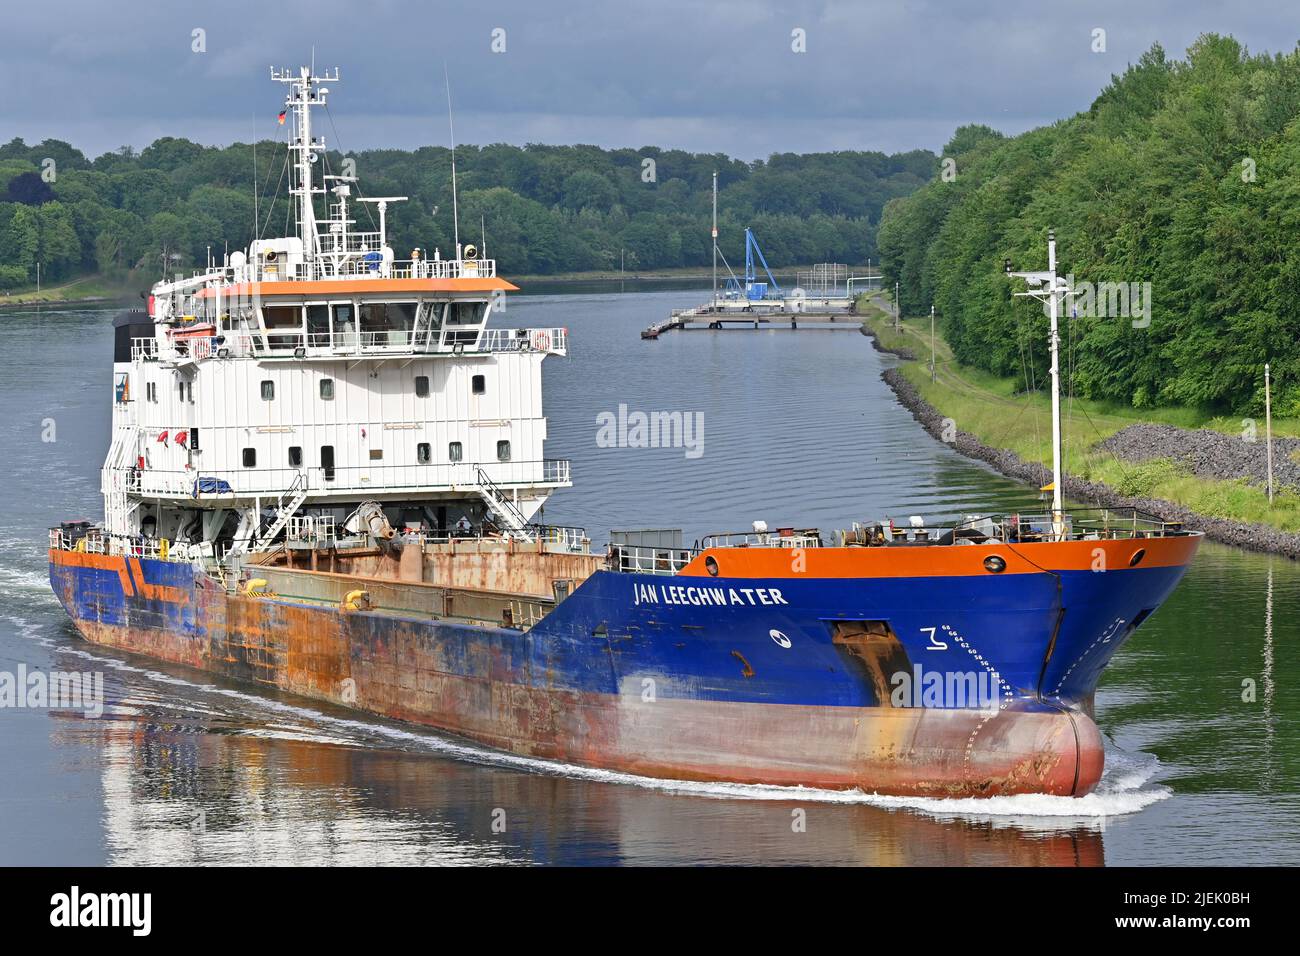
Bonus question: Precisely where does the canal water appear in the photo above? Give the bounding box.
[0,288,1295,865]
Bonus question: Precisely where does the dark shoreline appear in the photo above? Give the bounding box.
[0,295,129,311]
[863,327,1300,560]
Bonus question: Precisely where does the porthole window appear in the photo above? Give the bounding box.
[319,378,334,400]
[497,440,511,461]
[260,380,275,401]
[417,443,431,464]
[415,375,429,397]
[448,441,463,462]
[242,448,257,468]
[472,374,486,395]
[288,446,303,467]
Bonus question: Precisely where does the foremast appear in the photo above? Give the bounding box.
[1006,230,1071,539]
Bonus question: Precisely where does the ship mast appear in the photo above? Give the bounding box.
[272,65,338,273]
[711,170,718,308]
[1006,229,1072,539]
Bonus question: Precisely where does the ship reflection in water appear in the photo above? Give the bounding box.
[56,643,1117,866]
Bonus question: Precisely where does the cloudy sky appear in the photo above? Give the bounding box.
[2,1,1294,160]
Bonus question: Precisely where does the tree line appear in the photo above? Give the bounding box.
[877,34,1300,416]
[0,134,934,290]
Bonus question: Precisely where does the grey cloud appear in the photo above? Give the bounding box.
[1,0,1294,159]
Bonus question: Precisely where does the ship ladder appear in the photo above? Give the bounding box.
[253,470,310,553]
[474,466,531,537]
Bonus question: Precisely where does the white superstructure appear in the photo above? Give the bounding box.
[101,66,570,559]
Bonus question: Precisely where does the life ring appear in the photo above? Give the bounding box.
[531,330,551,352]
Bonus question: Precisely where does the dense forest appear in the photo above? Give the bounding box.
[0,134,933,289]
[877,34,1300,417]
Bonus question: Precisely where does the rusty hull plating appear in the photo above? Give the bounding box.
[48,533,1200,798]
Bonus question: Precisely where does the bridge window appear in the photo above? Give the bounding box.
[447,301,487,325]
[306,304,330,337]
[448,441,462,462]
[359,301,417,345]
[422,302,444,330]
[417,443,431,464]
[260,380,275,401]
[472,374,485,395]
[319,378,334,400]
[288,446,302,467]
[242,448,256,468]
[333,304,356,343]
[415,375,429,397]
[497,440,511,461]
[263,305,303,350]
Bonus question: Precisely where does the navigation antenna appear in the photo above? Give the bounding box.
[1005,229,1072,540]
[444,63,461,256]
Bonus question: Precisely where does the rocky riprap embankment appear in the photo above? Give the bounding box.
[860,322,916,360]
[1100,423,1300,494]
[882,368,1300,559]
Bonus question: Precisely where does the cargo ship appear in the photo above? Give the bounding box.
[49,67,1200,798]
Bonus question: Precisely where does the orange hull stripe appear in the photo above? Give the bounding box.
[678,534,1202,579]
[128,557,190,603]
[49,549,136,596]
[50,549,192,602]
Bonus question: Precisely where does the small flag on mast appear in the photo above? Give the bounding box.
[277,110,287,125]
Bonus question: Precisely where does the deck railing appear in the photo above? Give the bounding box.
[163,257,498,287]
[841,508,1190,545]
[130,325,566,364]
[49,527,194,561]
[697,530,823,550]
[110,458,572,500]
[610,543,695,575]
